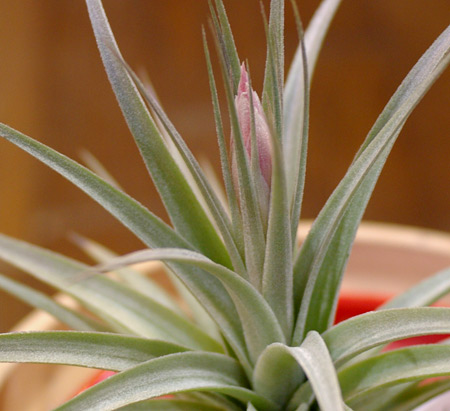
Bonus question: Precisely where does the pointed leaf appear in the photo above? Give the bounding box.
[212,22,266,291]
[253,343,305,407]
[0,125,247,372]
[72,234,184,314]
[203,31,245,259]
[292,25,450,342]
[86,0,230,268]
[262,0,284,118]
[108,49,246,278]
[284,0,343,218]
[211,0,241,90]
[285,0,342,91]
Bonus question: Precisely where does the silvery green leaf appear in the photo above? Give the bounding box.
[339,345,450,404]
[211,0,241,90]
[253,343,305,407]
[57,352,277,411]
[381,266,450,309]
[0,272,109,332]
[117,399,227,411]
[203,31,245,260]
[262,0,284,119]
[283,332,345,411]
[72,234,185,316]
[263,130,293,339]
[212,22,266,291]
[94,247,286,365]
[0,331,189,370]
[347,379,450,411]
[86,0,231,268]
[284,0,342,236]
[323,307,450,367]
[0,124,247,372]
[292,24,450,343]
[0,234,223,353]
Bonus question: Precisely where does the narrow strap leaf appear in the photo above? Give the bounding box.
[282,9,310,244]
[211,0,241,90]
[323,307,450,367]
[292,25,450,343]
[285,0,342,91]
[263,134,293,339]
[381,266,450,309]
[0,125,247,373]
[86,0,231,268]
[0,234,223,354]
[339,345,450,403]
[262,0,284,119]
[108,48,246,278]
[72,234,185,317]
[203,31,245,260]
[56,352,277,411]
[117,398,228,411]
[210,18,266,291]
[0,331,189,370]
[0,273,109,332]
[94,247,286,365]
[361,379,450,411]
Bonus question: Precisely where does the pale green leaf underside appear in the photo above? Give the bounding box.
[0,234,223,353]
[0,331,189,371]
[86,0,231,268]
[324,307,450,366]
[117,398,227,411]
[292,24,450,343]
[0,124,247,370]
[284,332,345,411]
[340,344,450,403]
[57,352,277,411]
[381,266,450,309]
[0,272,108,332]
[95,247,286,364]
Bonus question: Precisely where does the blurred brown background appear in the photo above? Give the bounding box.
[0,0,449,330]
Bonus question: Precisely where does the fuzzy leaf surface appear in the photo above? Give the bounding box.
[0,234,223,353]
[284,331,345,411]
[323,307,450,366]
[381,266,450,309]
[0,125,247,370]
[292,24,450,342]
[95,247,286,364]
[0,272,108,332]
[57,352,277,411]
[0,331,188,370]
[340,345,450,403]
[86,0,231,268]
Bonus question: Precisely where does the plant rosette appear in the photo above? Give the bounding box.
[1,1,450,410]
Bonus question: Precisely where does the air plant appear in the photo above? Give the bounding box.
[0,0,450,410]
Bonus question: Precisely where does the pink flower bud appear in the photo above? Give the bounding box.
[231,64,272,223]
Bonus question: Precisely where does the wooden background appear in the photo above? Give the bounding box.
[0,0,449,330]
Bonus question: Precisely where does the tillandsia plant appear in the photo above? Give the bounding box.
[0,0,450,410]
